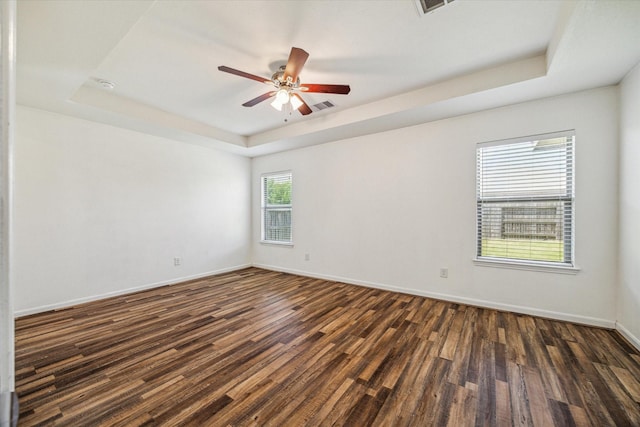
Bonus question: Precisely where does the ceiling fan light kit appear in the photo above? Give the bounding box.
[290,94,303,110]
[218,47,351,120]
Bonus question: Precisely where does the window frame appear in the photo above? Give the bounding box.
[474,131,578,273]
[260,170,293,245]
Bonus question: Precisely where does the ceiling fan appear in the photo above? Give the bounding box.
[218,47,351,117]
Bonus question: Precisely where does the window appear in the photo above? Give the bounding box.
[476,131,574,266]
[261,171,292,244]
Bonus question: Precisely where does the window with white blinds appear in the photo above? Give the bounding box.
[476,131,574,266]
[261,171,292,244]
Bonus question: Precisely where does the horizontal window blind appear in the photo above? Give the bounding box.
[261,171,292,243]
[476,132,574,265]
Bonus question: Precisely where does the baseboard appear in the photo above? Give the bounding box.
[253,263,616,329]
[615,322,640,352]
[14,263,252,317]
[16,262,619,331]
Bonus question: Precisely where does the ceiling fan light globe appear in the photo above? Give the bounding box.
[276,89,290,104]
[290,95,303,111]
[271,98,284,111]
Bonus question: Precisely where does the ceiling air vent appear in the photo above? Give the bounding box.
[415,0,454,15]
[312,100,335,111]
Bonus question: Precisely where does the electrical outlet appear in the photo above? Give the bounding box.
[439,268,448,278]
[174,257,181,266]
[305,253,310,261]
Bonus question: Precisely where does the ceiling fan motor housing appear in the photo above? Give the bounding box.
[271,66,300,90]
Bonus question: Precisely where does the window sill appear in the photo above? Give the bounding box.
[260,240,294,247]
[473,257,580,274]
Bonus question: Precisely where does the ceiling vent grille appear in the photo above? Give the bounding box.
[415,0,454,15]
[312,100,335,111]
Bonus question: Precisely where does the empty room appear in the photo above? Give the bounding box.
[1,0,640,425]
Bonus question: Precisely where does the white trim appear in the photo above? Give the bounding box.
[0,1,17,423]
[253,263,614,329]
[14,263,251,317]
[615,322,640,352]
[260,241,294,247]
[473,258,580,274]
[477,129,575,149]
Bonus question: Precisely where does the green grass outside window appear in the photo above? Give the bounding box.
[481,239,564,262]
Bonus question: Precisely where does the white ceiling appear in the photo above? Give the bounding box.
[16,0,640,157]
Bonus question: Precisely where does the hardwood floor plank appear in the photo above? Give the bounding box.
[446,384,477,427]
[593,363,640,425]
[494,341,508,383]
[504,313,528,366]
[13,267,640,426]
[568,404,593,427]
[546,343,585,406]
[522,365,555,426]
[610,365,640,402]
[448,309,477,386]
[372,338,434,426]
[473,338,497,427]
[507,361,534,426]
[412,357,453,426]
[495,379,512,426]
[439,309,465,360]
[574,377,617,426]
[548,399,577,427]
[343,392,385,427]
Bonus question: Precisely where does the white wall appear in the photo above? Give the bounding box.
[618,62,640,347]
[14,106,251,314]
[253,86,619,327]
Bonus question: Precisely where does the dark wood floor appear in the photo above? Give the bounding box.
[14,267,640,426]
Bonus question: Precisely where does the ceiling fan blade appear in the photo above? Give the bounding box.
[292,94,312,116]
[242,91,276,107]
[218,66,271,84]
[283,47,309,82]
[299,84,351,95]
